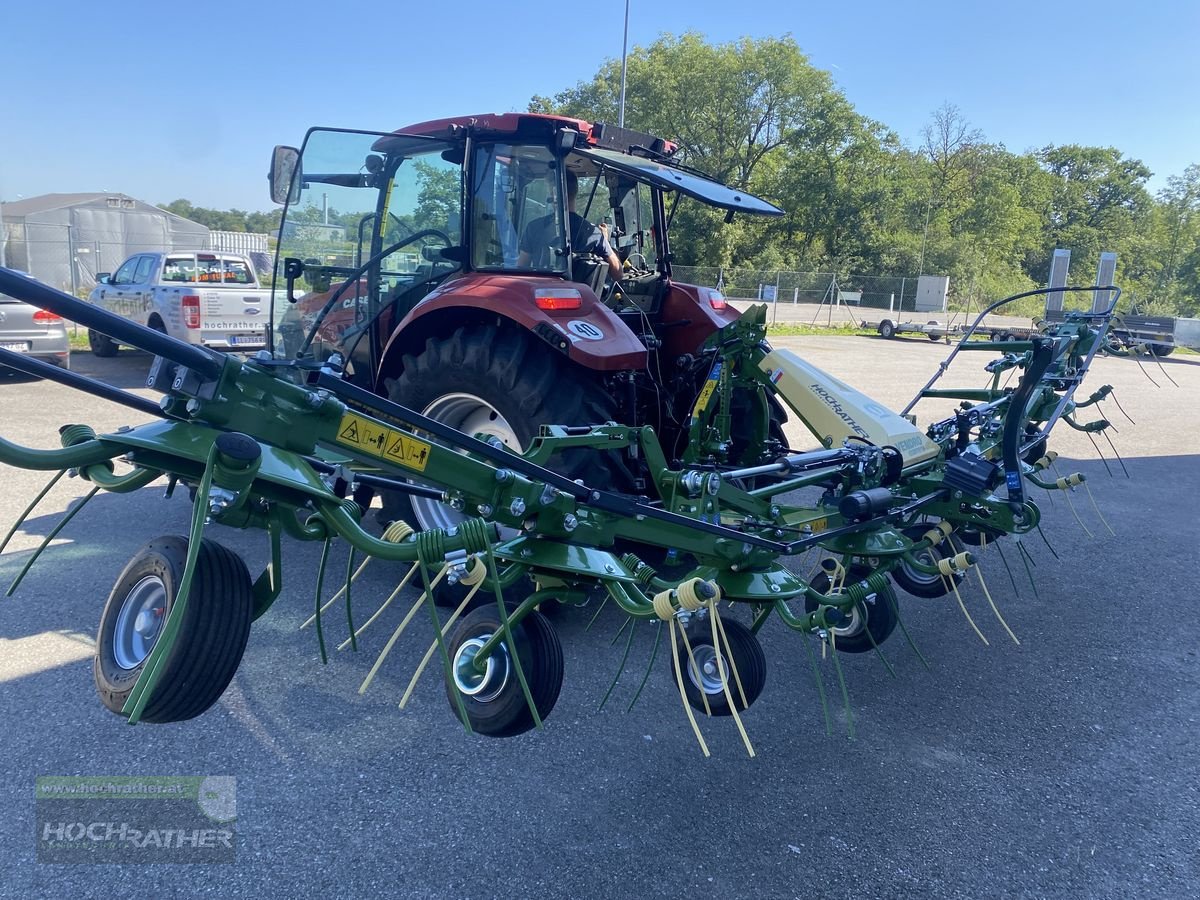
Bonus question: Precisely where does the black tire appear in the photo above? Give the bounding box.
[804,563,898,653]
[928,332,941,342]
[88,328,118,357]
[94,536,253,723]
[878,320,896,339]
[443,604,563,737]
[378,324,623,606]
[676,617,767,715]
[1149,343,1175,357]
[891,525,962,599]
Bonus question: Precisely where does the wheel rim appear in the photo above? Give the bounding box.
[686,644,728,695]
[411,393,523,532]
[451,633,510,702]
[112,575,166,669]
[898,547,942,587]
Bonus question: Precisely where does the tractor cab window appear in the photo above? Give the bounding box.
[471,144,564,273]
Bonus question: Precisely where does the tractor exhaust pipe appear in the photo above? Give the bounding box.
[0,267,224,380]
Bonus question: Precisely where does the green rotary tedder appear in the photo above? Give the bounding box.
[0,262,1128,755]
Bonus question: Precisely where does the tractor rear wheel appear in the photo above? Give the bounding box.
[379,324,623,606]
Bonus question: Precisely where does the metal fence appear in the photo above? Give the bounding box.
[672,265,922,313]
[4,235,273,296]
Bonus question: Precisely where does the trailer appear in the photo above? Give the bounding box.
[874,317,963,342]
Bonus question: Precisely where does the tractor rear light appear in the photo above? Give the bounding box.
[32,310,62,323]
[705,288,727,310]
[535,289,582,311]
[182,295,201,329]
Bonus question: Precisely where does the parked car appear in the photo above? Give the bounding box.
[87,251,271,355]
[0,272,71,370]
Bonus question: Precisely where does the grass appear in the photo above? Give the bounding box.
[766,322,877,337]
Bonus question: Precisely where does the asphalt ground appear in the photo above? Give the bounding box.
[1,338,1197,898]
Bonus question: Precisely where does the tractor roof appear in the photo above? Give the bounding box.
[394,113,678,158]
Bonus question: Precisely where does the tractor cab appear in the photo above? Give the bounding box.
[268,114,782,386]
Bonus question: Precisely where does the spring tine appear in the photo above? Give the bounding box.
[399,578,485,710]
[610,615,634,646]
[6,487,100,597]
[1035,522,1061,560]
[340,561,421,648]
[1084,482,1117,537]
[1110,390,1136,424]
[668,620,710,756]
[859,599,897,678]
[1150,348,1180,387]
[343,549,358,652]
[1102,429,1131,479]
[993,541,1022,596]
[1096,403,1118,433]
[1014,539,1041,600]
[484,546,540,731]
[0,469,66,559]
[584,594,610,632]
[827,635,856,740]
[801,634,834,737]
[627,620,664,713]
[1133,353,1161,388]
[313,538,332,664]
[884,589,930,670]
[1086,432,1114,478]
[600,618,638,711]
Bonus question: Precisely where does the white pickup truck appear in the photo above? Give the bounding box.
[87,251,271,356]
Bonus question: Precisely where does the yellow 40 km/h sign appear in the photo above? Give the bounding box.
[334,413,432,472]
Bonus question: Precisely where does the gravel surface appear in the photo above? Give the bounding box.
[1,339,1197,899]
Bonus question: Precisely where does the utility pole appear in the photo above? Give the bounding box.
[618,0,630,127]
[0,197,7,269]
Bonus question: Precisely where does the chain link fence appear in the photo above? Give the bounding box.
[673,265,928,325]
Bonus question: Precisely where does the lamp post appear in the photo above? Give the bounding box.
[618,0,630,127]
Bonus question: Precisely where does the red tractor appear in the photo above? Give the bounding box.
[269,113,785,533]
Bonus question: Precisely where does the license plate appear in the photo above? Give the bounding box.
[0,341,29,352]
[229,335,265,346]
[807,517,828,533]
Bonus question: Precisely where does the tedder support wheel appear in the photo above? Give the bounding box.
[890,525,963,599]
[677,617,767,715]
[804,563,898,653]
[443,604,564,737]
[878,320,896,339]
[379,323,623,609]
[93,536,253,723]
[88,329,118,358]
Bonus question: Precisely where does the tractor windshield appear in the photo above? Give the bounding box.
[272,128,462,367]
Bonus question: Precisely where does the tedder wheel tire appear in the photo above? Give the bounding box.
[379,324,624,608]
[804,563,898,653]
[88,329,119,358]
[890,525,963,599]
[878,320,896,339]
[94,536,253,723]
[444,604,563,737]
[677,617,767,715]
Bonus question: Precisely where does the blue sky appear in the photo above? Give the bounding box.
[2,0,1196,211]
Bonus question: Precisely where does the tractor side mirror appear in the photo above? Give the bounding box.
[269,146,302,206]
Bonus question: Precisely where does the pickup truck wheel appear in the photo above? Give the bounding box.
[88,329,118,358]
[379,324,622,607]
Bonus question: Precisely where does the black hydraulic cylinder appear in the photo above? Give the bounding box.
[0,267,223,380]
[838,487,896,521]
[0,347,167,419]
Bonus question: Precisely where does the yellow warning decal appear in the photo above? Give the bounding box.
[335,413,431,472]
[691,361,723,418]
